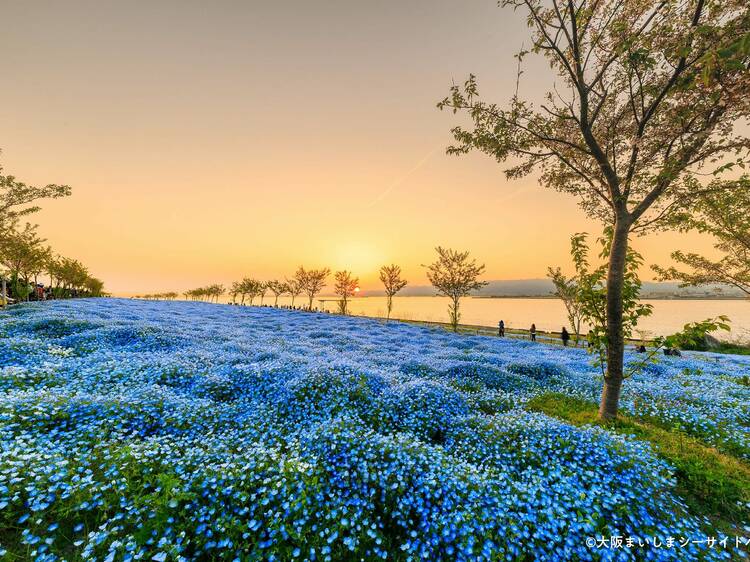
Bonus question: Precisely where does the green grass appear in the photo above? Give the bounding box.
[714,342,750,356]
[526,392,750,534]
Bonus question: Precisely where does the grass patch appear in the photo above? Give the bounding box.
[526,392,750,533]
[714,342,750,356]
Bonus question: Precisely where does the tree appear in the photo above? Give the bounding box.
[379,264,408,320]
[84,277,105,297]
[425,247,487,331]
[267,280,287,306]
[296,266,330,310]
[564,231,653,373]
[46,255,98,298]
[0,161,71,233]
[334,270,359,315]
[147,291,179,301]
[237,278,264,305]
[208,284,224,303]
[438,0,750,419]
[237,278,254,305]
[184,284,223,303]
[230,281,242,304]
[0,222,49,301]
[285,277,302,308]
[653,176,750,296]
[546,265,584,346]
[27,243,52,289]
[664,316,731,351]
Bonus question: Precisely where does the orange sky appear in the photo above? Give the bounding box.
[1,1,716,294]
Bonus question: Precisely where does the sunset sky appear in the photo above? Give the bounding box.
[1,0,715,294]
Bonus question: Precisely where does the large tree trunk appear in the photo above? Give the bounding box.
[599,223,630,420]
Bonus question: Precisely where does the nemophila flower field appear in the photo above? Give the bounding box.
[1,299,748,561]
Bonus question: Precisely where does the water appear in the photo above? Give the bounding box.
[251,295,749,341]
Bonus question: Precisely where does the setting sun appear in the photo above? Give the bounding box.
[327,241,385,282]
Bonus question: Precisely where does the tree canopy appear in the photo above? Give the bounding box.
[439,0,750,232]
[426,247,487,331]
[296,266,330,310]
[654,176,750,296]
[0,162,71,232]
[334,270,359,315]
[379,264,408,320]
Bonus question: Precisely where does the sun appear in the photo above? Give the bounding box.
[330,241,384,276]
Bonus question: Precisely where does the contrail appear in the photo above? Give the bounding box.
[365,144,443,209]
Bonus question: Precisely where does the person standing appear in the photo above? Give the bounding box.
[530,323,537,342]
[498,320,505,337]
[561,327,570,346]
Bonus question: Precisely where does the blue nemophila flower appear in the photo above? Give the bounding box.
[0,298,744,561]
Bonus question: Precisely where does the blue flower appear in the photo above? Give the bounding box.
[0,298,744,561]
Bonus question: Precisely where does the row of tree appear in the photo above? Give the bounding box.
[184,285,225,302]
[225,265,408,316]
[135,292,179,301]
[169,250,491,330]
[0,160,104,303]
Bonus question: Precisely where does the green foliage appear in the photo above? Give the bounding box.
[526,392,750,532]
[46,255,103,298]
[665,316,731,351]
[11,275,32,302]
[0,159,95,303]
[0,222,50,299]
[547,267,583,344]
[654,176,750,297]
[565,230,653,372]
[425,247,487,331]
[717,344,750,357]
[0,161,71,231]
[698,32,750,86]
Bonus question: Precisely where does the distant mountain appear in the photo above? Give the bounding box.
[475,279,557,297]
[359,279,555,297]
[360,279,745,298]
[638,281,745,298]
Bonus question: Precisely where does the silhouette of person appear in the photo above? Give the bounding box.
[530,323,537,342]
[561,327,570,346]
[498,320,505,337]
